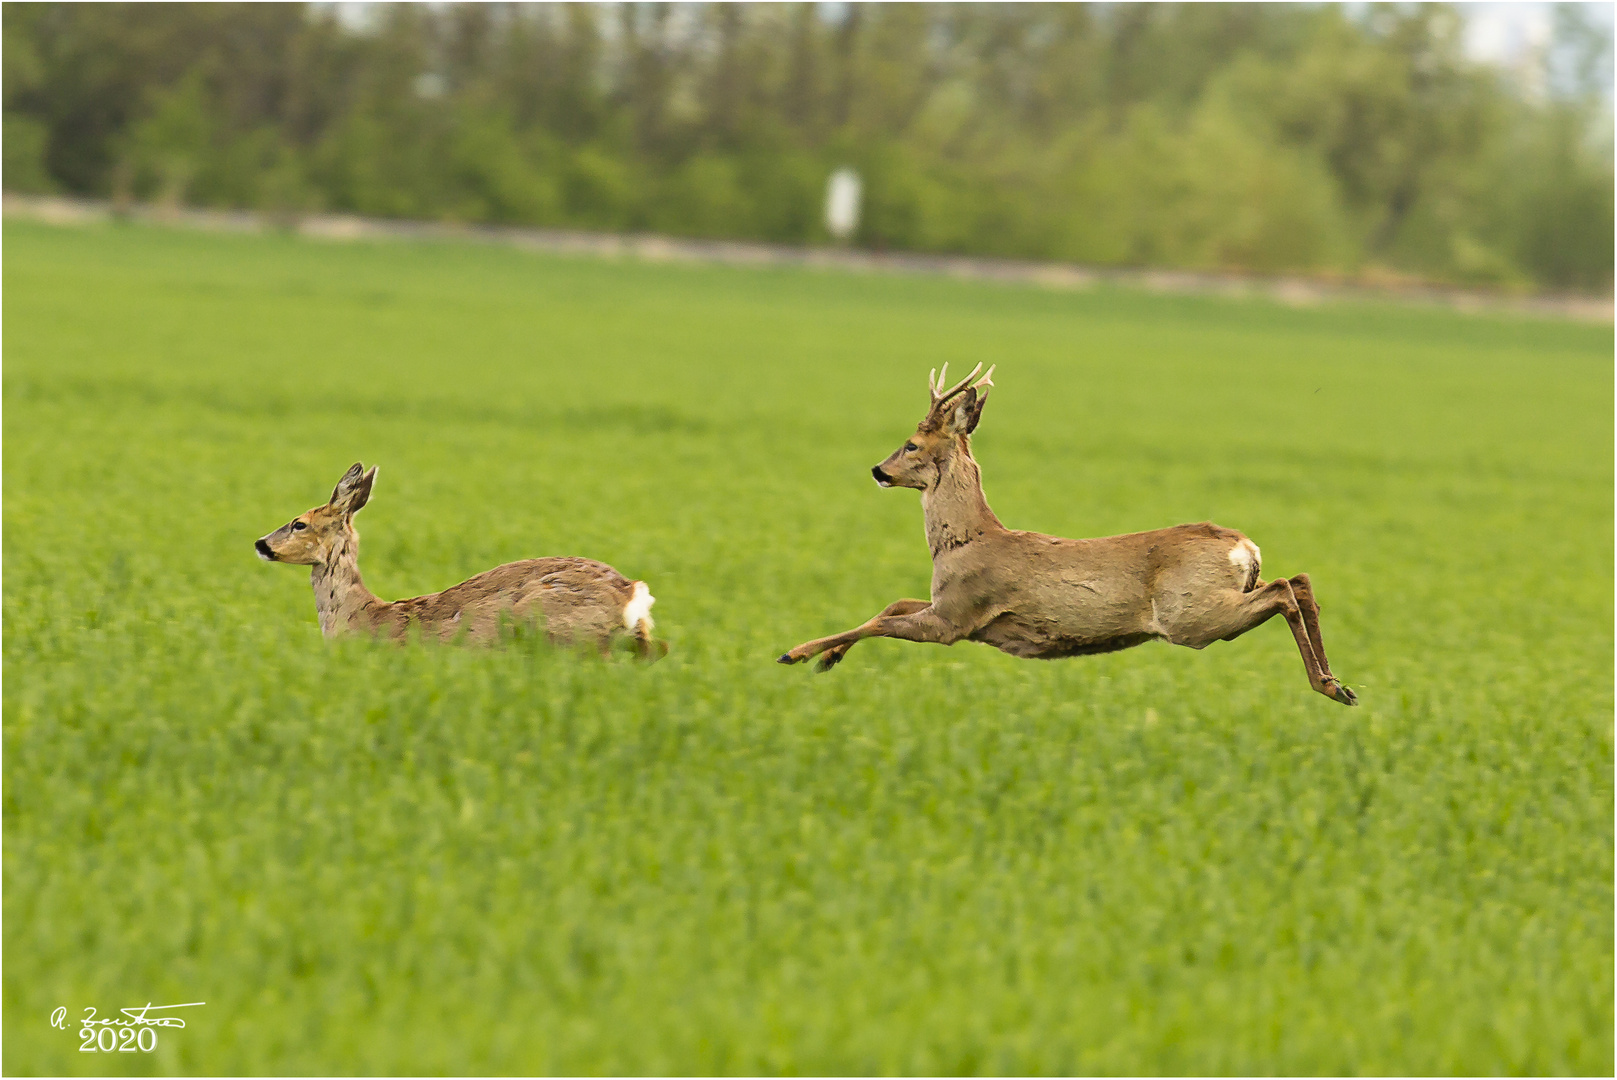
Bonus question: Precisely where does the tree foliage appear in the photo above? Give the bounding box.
[4,2,1610,289]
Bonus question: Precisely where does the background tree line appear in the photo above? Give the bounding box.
[4,2,1611,290]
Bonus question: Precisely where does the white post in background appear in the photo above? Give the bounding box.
[825,167,862,243]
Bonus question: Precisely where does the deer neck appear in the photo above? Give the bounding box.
[922,440,1003,559]
[310,530,382,638]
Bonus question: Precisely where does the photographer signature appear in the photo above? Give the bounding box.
[52,1002,204,1030]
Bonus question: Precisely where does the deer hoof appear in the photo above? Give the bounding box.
[1325,679,1358,706]
[777,652,799,665]
[815,649,846,673]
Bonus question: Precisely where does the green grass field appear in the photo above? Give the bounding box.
[4,218,1611,1075]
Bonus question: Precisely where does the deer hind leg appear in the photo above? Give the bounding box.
[631,629,669,661]
[810,599,930,672]
[1183,579,1356,706]
[620,582,666,661]
[779,601,954,668]
[626,611,668,662]
[1284,573,1336,679]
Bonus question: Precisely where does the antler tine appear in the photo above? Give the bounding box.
[928,366,940,400]
[936,362,984,405]
[974,364,996,391]
[930,363,950,403]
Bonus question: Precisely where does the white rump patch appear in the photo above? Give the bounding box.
[623,580,656,635]
[1228,540,1261,581]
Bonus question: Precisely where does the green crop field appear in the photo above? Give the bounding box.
[4,218,1611,1075]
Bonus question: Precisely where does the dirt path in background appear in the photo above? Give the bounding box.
[7,193,1610,323]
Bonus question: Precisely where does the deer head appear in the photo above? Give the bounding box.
[871,363,995,490]
[255,462,378,565]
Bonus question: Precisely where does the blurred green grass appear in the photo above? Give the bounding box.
[3,219,1611,1074]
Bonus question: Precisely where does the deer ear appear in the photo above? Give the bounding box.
[330,463,377,515]
[945,388,989,435]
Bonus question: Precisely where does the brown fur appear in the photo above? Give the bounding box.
[257,463,665,658]
[779,368,1355,705]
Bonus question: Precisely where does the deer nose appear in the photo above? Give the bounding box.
[255,538,276,561]
[872,465,893,486]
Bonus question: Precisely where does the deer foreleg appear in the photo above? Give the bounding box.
[779,601,959,668]
[808,599,930,672]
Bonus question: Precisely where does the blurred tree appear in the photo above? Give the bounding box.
[125,69,214,209]
[2,5,53,192]
[2,2,1608,290]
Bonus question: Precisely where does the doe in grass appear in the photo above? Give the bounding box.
[256,463,666,658]
[779,365,1356,705]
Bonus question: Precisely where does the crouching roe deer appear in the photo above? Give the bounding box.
[256,463,665,658]
[779,365,1356,705]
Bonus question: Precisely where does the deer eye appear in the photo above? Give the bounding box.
[291,521,308,532]
[903,442,919,453]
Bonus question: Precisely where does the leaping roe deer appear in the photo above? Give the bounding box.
[779,366,1356,705]
[257,463,665,658]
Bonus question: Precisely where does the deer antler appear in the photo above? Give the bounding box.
[972,364,995,404]
[930,362,983,407]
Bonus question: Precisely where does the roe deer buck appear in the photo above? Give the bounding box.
[256,463,665,658]
[779,366,1356,705]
